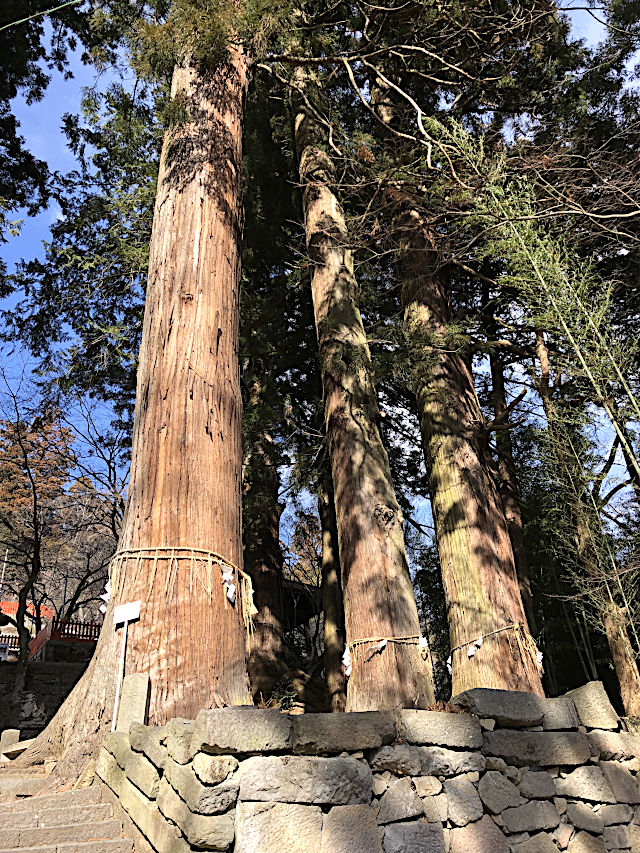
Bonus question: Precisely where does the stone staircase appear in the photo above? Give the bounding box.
[0,784,133,852]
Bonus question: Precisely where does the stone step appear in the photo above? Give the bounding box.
[0,778,46,800]
[0,843,132,853]
[0,818,123,849]
[7,788,102,814]
[0,805,113,831]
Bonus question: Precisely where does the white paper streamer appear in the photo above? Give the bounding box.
[221,569,236,604]
[342,645,352,678]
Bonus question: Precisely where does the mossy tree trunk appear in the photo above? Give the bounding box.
[399,221,543,697]
[293,71,435,710]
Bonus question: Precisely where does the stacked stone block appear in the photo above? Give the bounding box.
[95,681,640,853]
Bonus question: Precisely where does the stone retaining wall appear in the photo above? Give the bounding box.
[0,662,87,738]
[96,681,640,853]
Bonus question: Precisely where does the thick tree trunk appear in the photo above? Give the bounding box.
[603,603,640,717]
[243,379,287,702]
[490,353,537,635]
[318,471,346,712]
[293,72,435,711]
[16,51,252,781]
[399,222,543,696]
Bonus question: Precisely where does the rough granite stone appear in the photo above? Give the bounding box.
[422,747,486,777]
[293,712,395,755]
[600,760,640,804]
[501,801,560,834]
[565,683,619,731]
[372,774,390,797]
[512,832,559,853]
[452,689,543,727]
[556,824,575,850]
[555,767,616,803]
[566,802,604,834]
[483,731,591,767]
[444,777,483,827]
[449,815,509,853]
[165,719,195,764]
[102,732,131,769]
[556,798,568,815]
[477,771,520,814]
[519,770,556,799]
[603,825,630,849]
[383,820,445,853]
[630,824,640,852]
[238,756,372,805]
[129,724,167,770]
[567,831,606,853]
[485,757,508,773]
[370,745,484,777]
[588,731,640,760]
[116,673,150,733]
[192,753,238,785]
[598,804,633,825]
[118,776,190,853]
[163,756,239,815]
[125,752,160,799]
[541,698,580,731]
[422,793,449,823]
[96,748,125,795]
[192,708,292,755]
[235,802,322,853]
[396,711,482,749]
[376,777,423,824]
[370,745,423,776]
[157,778,234,851]
[321,805,383,853]
[413,776,442,797]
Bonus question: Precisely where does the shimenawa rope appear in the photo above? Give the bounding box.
[109,546,257,635]
[447,622,543,675]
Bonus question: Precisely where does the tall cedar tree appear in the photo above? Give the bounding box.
[293,68,435,710]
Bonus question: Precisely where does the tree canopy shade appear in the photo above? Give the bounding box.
[3,0,640,780]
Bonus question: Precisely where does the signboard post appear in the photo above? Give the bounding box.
[111,601,141,732]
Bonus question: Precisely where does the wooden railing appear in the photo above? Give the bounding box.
[0,620,101,660]
[52,620,101,642]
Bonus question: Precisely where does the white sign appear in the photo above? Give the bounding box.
[113,600,141,626]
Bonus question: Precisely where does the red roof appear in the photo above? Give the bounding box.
[0,601,55,620]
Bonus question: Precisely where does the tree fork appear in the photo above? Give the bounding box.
[292,68,435,711]
[16,49,253,781]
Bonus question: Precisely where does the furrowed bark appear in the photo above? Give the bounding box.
[490,352,537,635]
[16,51,253,781]
[399,221,543,696]
[293,70,435,711]
[243,377,287,702]
[603,603,640,717]
[318,470,346,712]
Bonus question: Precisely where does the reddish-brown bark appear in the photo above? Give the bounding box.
[16,51,253,781]
[293,71,435,711]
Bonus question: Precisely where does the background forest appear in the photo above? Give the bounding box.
[1,0,639,729]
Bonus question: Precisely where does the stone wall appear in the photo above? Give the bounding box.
[96,681,640,853]
[0,661,87,738]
